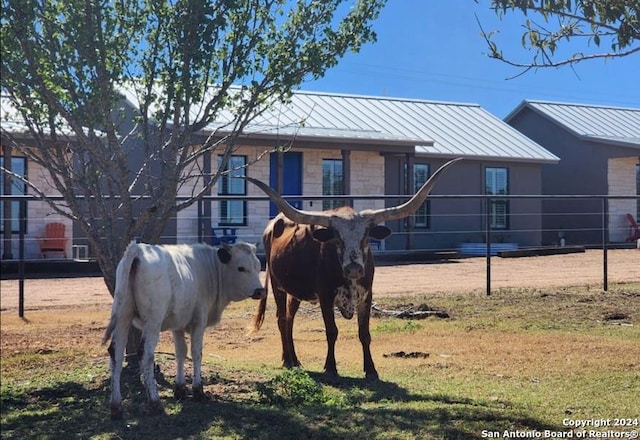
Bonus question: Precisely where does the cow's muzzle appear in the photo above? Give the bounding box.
[343,262,365,280]
[251,288,266,300]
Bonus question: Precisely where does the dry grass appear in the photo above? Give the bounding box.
[1,253,639,439]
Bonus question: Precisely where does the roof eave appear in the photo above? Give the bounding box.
[1,125,86,142]
[581,135,640,150]
[201,127,433,151]
[504,100,583,137]
[415,150,560,165]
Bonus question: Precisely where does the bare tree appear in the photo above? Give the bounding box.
[478,0,639,75]
[1,0,385,365]
[1,0,386,293]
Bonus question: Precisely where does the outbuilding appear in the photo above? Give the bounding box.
[505,100,640,246]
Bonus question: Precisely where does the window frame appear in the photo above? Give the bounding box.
[217,155,247,227]
[485,166,509,230]
[412,163,430,228]
[0,156,27,234]
[322,158,344,211]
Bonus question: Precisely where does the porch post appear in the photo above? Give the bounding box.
[276,151,284,193]
[341,149,351,207]
[405,153,415,250]
[2,143,13,260]
[201,151,212,244]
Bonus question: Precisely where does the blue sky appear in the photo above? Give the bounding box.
[302,1,640,119]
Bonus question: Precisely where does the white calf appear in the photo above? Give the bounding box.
[102,241,265,420]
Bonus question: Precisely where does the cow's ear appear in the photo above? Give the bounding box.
[312,227,336,243]
[369,225,391,240]
[217,247,232,264]
[272,218,286,239]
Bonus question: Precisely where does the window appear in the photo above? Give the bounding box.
[485,167,509,229]
[1,157,26,233]
[412,163,430,228]
[218,155,246,226]
[322,159,343,211]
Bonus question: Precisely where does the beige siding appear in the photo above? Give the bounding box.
[3,144,386,256]
[176,155,204,244]
[176,146,386,246]
[351,150,384,213]
[1,155,71,259]
[608,157,638,242]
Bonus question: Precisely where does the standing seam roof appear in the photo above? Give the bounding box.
[1,89,559,163]
[253,91,558,163]
[508,100,640,146]
[113,86,558,162]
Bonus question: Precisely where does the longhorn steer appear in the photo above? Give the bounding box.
[247,158,460,380]
[102,241,265,420]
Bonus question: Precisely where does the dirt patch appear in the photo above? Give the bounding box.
[1,249,638,312]
[383,351,430,359]
[373,249,640,296]
[0,277,112,311]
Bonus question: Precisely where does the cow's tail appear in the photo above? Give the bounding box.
[102,241,140,345]
[249,264,269,334]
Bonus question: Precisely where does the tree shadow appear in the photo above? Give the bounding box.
[1,370,563,440]
[308,371,421,403]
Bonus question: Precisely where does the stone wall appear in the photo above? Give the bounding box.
[607,157,638,242]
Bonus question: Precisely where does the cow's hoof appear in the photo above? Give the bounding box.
[192,384,210,402]
[174,384,188,401]
[148,400,165,415]
[110,404,123,421]
[283,361,302,369]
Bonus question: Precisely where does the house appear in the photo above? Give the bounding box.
[169,91,559,252]
[505,101,640,246]
[1,96,74,260]
[2,90,558,260]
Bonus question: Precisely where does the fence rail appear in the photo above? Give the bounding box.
[2,193,639,317]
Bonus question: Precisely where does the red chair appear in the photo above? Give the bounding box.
[38,222,69,258]
[626,214,640,242]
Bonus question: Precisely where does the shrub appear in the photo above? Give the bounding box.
[256,368,326,406]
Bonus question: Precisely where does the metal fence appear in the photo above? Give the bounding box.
[2,193,639,316]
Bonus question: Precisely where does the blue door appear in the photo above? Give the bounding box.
[269,152,303,217]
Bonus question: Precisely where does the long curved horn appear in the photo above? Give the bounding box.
[362,158,462,224]
[244,177,332,227]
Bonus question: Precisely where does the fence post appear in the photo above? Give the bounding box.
[18,199,26,318]
[602,197,608,292]
[485,197,491,296]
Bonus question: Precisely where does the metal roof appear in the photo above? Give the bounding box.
[505,100,640,148]
[1,94,96,138]
[116,84,433,147]
[4,89,560,164]
[1,95,30,134]
[204,90,559,164]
